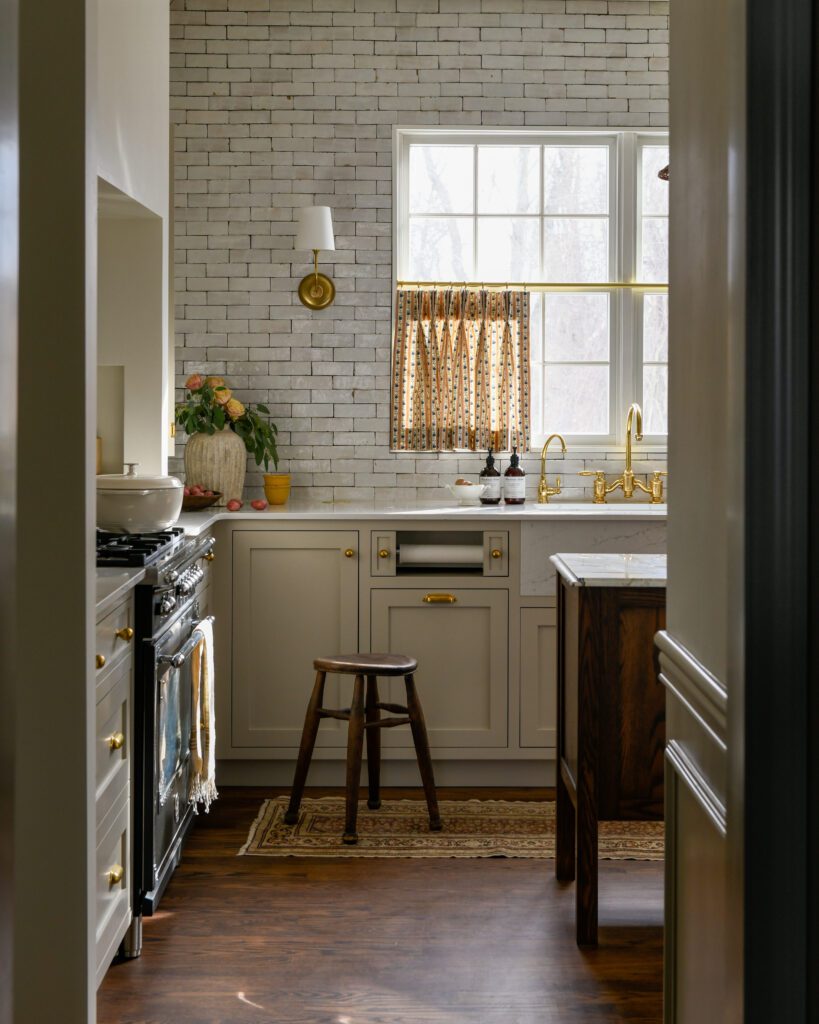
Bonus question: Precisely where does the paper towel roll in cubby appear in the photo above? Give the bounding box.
[398,543,484,568]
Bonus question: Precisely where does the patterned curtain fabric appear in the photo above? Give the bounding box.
[391,288,531,452]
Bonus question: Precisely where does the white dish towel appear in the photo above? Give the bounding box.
[189,616,217,812]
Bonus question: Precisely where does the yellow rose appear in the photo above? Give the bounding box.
[226,398,245,420]
[204,375,226,389]
[214,387,232,406]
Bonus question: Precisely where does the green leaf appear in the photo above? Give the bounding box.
[257,403,270,414]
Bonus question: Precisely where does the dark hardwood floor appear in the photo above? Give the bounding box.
[98,787,663,1024]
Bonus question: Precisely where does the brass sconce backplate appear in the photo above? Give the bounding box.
[298,271,336,309]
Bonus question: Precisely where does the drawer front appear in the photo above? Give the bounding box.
[95,666,130,819]
[95,597,135,678]
[95,796,131,988]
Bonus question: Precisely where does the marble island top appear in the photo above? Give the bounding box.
[550,552,667,588]
[178,497,667,536]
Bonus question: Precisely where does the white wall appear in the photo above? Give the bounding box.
[97,0,169,217]
[170,0,670,502]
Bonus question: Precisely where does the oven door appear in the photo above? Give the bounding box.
[138,609,213,914]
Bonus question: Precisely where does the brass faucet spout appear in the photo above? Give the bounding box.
[537,433,568,503]
[625,402,643,473]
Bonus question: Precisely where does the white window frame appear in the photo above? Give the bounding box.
[392,126,669,452]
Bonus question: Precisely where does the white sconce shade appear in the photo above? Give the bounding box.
[295,206,335,252]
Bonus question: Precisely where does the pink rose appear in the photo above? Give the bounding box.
[185,373,204,391]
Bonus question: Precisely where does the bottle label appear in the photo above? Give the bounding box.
[503,476,526,500]
[482,477,501,500]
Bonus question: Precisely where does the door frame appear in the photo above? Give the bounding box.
[745,0,815,1019]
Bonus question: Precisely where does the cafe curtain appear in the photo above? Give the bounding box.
[390,288,531,452]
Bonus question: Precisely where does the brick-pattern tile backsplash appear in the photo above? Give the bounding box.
[170,0,669,503]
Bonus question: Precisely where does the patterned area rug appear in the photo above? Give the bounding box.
[239,797,664,860]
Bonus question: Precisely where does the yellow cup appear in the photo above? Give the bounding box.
[263,473,291,505]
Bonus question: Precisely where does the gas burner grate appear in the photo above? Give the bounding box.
[96,528,185,568]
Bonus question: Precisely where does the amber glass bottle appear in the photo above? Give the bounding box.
[503,446,526,505]
[479,449,501,505]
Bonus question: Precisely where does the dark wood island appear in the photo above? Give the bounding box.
[551,552,667,946]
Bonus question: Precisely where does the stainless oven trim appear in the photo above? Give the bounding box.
[158,615,214,668]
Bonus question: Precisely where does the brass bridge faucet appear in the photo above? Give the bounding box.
[580,403,667,504]
[537,433,567,503]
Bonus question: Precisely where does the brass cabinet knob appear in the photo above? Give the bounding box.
[95,654,106,670]
[107,864,124,887]
[491,549,502,559]
[108,732,125,751]
[378,549,390,559]
[204,550,215,562]
[344,548,355,558]
[114,626,134,642]
[423,593,457,604]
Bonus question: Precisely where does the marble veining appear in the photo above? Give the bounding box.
[551,553,667,588]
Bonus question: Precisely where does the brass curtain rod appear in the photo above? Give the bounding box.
[396,281,668,291]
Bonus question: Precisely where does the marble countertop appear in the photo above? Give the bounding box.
[96,567,146,617]
[178,498,667,536]
[550,552,667,588]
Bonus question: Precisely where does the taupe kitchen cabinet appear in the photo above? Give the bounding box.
[370,588,509,748]
[231,529,359,748]
[94,592,135,987]
[519,607,558,750]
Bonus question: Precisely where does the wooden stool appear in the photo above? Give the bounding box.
[284,654,442,844]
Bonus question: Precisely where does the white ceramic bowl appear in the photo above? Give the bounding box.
[97,466,183,534]
[445,482,487,506]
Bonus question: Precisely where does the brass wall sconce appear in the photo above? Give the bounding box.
[295,205,336,309]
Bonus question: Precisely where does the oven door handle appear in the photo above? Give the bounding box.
[157,615,214,669]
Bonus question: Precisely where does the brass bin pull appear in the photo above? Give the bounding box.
[344,548,355,558]
[423,593,457,604]
[108,732,125,751]
[115,626,134,642]
[107,864,124,887]
[95,654,106,670]
[378,549,391,559]
[490,549,502,559]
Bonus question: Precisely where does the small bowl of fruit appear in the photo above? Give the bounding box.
[182,483,222,511]
[445,479,487,506]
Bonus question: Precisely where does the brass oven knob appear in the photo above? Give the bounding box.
[108,732,125,751]
[378,549,390,559]
[204,550,215,562]
[107,864,124,887]
[344,548,355,558]
[115,626,134,642]
[95,654,106,670]
[491,549,502,559]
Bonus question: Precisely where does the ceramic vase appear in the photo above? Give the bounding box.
[184,426,246,505]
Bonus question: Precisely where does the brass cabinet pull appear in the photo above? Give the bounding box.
[490,549,502,559]
[423,593,457,604]
[108,732,125,751]
[107,864,124,887]
[344,548,355,558]
[378,549,391,559]
[96,654,106,670]
[115,626,134,642]
[204,550,215,562]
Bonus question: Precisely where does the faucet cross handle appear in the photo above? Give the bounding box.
[649,470,667,505]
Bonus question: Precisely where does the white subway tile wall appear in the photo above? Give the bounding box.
[170,0,669,503]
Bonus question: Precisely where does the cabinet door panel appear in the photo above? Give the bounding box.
[519,607,557,748]
[232,530,358,748]
[371,588,508,748]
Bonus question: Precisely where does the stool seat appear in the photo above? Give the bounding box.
[313,653,418,676]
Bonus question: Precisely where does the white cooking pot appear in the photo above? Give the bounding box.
[97,463,183,534]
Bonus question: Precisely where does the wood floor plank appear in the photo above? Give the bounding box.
[97,787,663,1024]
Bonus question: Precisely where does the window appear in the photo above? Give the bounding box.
[394,129,669,447]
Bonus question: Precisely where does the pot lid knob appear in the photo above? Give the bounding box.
[124,462,139,476]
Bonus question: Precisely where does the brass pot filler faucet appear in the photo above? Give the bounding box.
[537,403,667,505]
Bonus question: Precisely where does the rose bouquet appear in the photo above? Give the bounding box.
[175,374,279,471]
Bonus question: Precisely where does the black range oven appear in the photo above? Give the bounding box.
[98,529,216,958]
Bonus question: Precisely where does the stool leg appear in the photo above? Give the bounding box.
[405,674,442,831]
[284,670,326,825]
[343,674,366,845]
[365,674,381,810]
